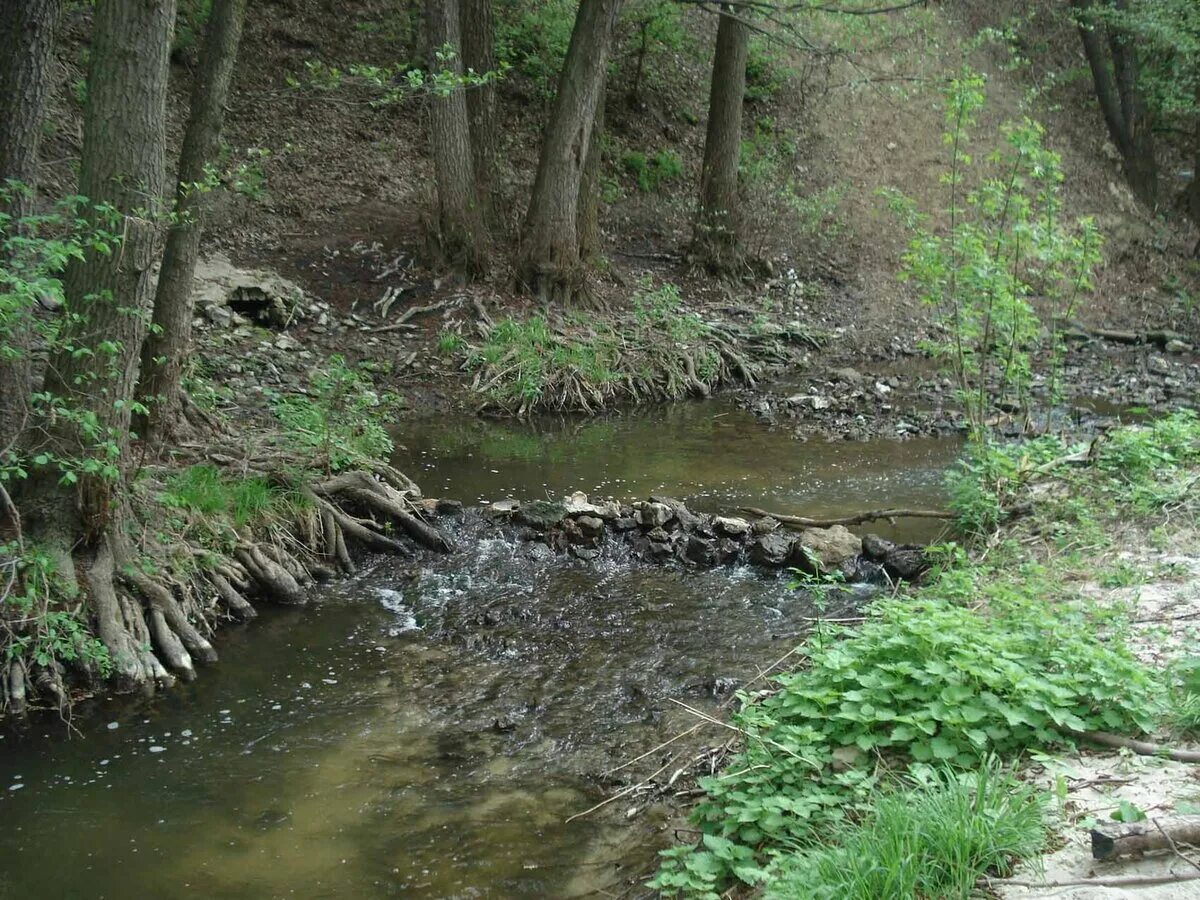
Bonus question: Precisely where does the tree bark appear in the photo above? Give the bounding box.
[138,0,248,447]
[0,0,60,459]
[461,0,496,212]
[693,5,749,274]
[577,78,607,263]
[35,0,176,543]
[425,0,484,270]
[1073,0,1158,208]
[518,0,624,304]
[1107,1,1157,206]
[1188,84,1200,232]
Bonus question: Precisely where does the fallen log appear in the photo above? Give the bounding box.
[1080,731,1200,763]
[996,872,1200,890]
[1092,816,1200,861]
[740,506,954,529]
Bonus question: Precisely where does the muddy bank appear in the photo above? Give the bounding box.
[737,333,1198,442]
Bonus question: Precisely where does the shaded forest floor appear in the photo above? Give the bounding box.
[36,0,1200,429]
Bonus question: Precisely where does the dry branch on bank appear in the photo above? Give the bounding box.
[740,505,954,528]
[1092,816,1200,861]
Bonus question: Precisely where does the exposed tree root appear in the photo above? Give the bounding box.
[2,460,451,715]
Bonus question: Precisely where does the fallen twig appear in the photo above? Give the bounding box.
[740,505,953,528]
[993,871,1200,889]
[374,298,451,333]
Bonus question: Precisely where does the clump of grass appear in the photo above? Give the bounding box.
[461,280,765,415]
[764,763,1045,900]
[469,316,619,414]
[159,464,292,530]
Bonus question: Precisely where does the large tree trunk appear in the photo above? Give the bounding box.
[0,0,60,460]
[461,0,496,213]
[36,0,175,541]
[1073,0,1158,208]
[425,0,484,270]
[21,0,177,692]
[693,5,749,274]
[577,78,606,263]
[518,0,623,304]
[138,0,247,447]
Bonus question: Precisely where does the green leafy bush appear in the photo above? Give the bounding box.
[654,560,1163,891]
[621,149,684,192]
[496,0,576,97]
[272,355,395,472]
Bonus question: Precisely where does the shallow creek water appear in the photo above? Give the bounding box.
[0,400,959,898]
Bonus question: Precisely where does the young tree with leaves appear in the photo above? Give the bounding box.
[138,0,248,446]
[519,0,624,303]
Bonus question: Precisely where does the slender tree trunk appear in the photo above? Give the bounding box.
[36,0,175,545]
[0,0,60,459]
[1073,0,1158,208]
[1107,3,1157,206]
[461,0,496,212]
[693,5,749,274]
[1190,92,1200,233]
[519,0,624,304]
[138,0,247,447]
[425,0,484,270]
[577,79,607,263]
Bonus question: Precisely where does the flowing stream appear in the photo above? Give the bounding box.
[0,400,960,898]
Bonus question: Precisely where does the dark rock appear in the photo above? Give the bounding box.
[576,515,605,539]
[751,516,779,535]
[526,543,553,561]
[435,498,464,516]
[570,546,601,561]
[637,502,673,529]
[645,526,671,543]
[862,534,895,561]
[612,517,640,532]
[716,538,741,565]
[884,546,929,581]
[748,531,795,567]
[514,500,567,530]
[685,535,715,565]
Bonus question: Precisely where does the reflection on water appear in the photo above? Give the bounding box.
[399,399,961,544]
[0,402,959,898]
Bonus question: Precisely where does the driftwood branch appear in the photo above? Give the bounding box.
[996,872,1200,889]
[1092,816,1200,861]
[740,505,953,529]
[373,299,451,333]
[1080,731,1200,763]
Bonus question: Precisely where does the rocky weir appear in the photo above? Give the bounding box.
[425,490,936,585]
